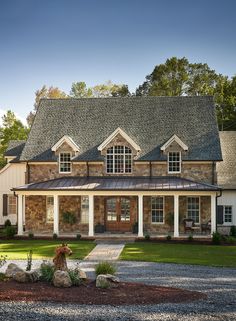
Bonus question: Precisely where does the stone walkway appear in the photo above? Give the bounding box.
[84,243,125,261]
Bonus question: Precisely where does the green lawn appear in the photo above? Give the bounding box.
[0,240,95,260]
[120,242,236,267]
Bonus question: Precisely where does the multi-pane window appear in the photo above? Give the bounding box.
[120,198,131,221]
[46,196,54,223]
[168,152,181,173]
[106,146,132,174]
[81,196,89,223]
[151,197,164,223]
[224,206,232,223]
[187,197,200,223]
[8,195,17,214]
[107,198,117,221]
[59,152,71,173]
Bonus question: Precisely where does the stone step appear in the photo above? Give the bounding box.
[95,238,135,244]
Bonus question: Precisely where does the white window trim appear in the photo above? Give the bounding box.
[223,205,233,225]
[59,152,72,174]
[7,194,17,215]
[161,134,188,151]
[46,196,54,224]
[168,151,181,174]
[106,146,133,174]
[151,196,165,224]
[98,127,141,152]
[187,196,201,225]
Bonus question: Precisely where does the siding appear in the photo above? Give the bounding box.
[0,163,26,225]
[217,191,236,226]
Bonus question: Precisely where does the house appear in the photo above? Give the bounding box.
[0,141,26,226]
[217,131,236,234]
[2,96,223,238]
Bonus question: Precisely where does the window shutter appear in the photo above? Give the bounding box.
[3,194,8,216]
[216,205,224,224]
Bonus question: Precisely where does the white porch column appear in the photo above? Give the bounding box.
[88,194,94,237]
[53,194,59,235]
[211,194,216,234]
[174,194,179,238]
[138,194,143,237]
[17,194,23,235]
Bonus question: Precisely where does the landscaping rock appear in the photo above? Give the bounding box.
[5,263,24,278]
[53,270,72,288]
[13,270,40,283]
[96,274,119,288]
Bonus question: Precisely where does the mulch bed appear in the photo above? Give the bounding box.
[0,280,205,305]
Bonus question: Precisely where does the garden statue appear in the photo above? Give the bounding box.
[53,243,73,271]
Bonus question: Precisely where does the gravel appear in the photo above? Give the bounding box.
[0,260,236,321]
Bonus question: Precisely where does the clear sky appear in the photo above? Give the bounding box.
[0,0,236,121]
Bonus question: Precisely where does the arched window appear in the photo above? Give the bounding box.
[106,146,132,174]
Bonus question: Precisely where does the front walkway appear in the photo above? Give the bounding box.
[84,244,125,261]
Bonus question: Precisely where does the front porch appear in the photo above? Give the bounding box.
[14,176,219,238]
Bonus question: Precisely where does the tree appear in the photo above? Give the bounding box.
[0,110,29,168]
[136,57,236,129]
[27,85,68,126]
[70,82,93,98]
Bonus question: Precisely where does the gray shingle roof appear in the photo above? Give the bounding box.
[217,131,236,189]
[13,176,220,191]
[20,96,222,162]
[5,140,26,159]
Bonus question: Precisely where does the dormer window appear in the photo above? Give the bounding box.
[106,146,132,174]
[168,151,181,173]
[59,152,72,173]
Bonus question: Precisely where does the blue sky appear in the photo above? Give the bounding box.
[0,0,236,121]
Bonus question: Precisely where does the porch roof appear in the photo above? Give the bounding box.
[13,176,220,192]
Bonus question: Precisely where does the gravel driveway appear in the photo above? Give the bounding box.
[0,260,236,321]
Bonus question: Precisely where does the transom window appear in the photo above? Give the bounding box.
[8,195,17,215]
[106,146,132,174]
[46,196,54,223]
[59,152,72,173]
[187,197,200,223]
[168,151,181,173]
[224,206,232,223]
[81,196,89,223]
[151,196,164,223]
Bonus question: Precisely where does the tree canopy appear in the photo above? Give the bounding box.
[0,110,29,168]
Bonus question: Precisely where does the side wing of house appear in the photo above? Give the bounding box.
[217,131,236,234]
[0,162,26,225]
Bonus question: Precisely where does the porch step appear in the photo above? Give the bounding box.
[95,238,135,244]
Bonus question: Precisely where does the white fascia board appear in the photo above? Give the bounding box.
[97,127,141,151]
[51,135,80,152]
[161,134,188,151]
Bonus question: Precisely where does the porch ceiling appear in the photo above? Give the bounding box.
[13,176,220,192]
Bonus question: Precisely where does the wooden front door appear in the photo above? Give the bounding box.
[105,197,133,232]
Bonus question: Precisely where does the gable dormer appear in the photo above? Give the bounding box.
[161,135,188,174]
[51,135,80,174]
[98,128,141,174]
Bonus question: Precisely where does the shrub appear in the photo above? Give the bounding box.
[3,226,16,239]
[76,233,81,240]
[212,231,222,245]
[226,236,236,244]
[166,234,172,241]
[95,261,116,277]
[40,262,54,283]
[144,234,150,241]
[68,268,83,286]
[188,234,193,242]
[53,233,58,239]
[0,272,6,281]
[4,219,11,227]
[28,232,34,239]
[62,212,77,225]
[26,250,33,271]
[0,255,7,268]
[230,226,236,237]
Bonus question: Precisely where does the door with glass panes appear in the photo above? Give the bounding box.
[105,197,133,232]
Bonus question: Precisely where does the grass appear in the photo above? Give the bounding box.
[120,242,236,268]
[0,240,95,260]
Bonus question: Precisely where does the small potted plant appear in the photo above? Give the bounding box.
[95,222,105,233]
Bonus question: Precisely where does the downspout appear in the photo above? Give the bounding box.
[149,161,152,178]
[26,161,30,184]
[211,161,215,185]
[86,162,89,177]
